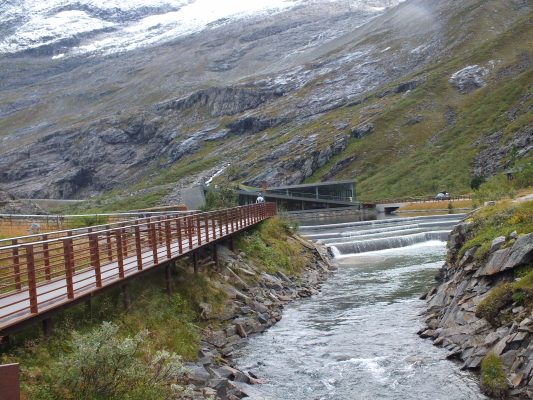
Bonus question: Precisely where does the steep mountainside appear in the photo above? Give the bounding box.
[0,0,531,204]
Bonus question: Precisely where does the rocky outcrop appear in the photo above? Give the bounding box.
[449,65,489,93]
[184,238,336,399]
[421,223,533,398]
[350,123,374,139]
[226,116,284,135]
[0,85,284,199]
[244,134,349,187]
[153,87,284,118]
[472,122,533,178]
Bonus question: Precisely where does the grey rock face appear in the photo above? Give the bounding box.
[422,223,533,398]
[449,65,489,93]
[350,123,374,139]
[227,116,283,135]
[472,123,533,178]
[154,87,283,117]
[245,134,349,187]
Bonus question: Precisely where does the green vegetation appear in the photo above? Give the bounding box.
[68,215,110,229]
[476,265,533,326]
[301,10,533,201]
[459,201,533,261]
[236,216,304,275]
[202,185,238,211]
[0,267,218,399]
[26,322,190,400]
[476,283,514,326]
[480,353,508,398]
[1,216,304,399]
[473,161,533,205]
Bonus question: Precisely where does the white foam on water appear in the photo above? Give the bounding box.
[332,240,446,260]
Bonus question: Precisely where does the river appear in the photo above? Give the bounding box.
[233,213,486,400]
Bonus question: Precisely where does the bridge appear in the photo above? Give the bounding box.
[0,203,276,337]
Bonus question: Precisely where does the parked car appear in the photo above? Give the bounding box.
[435,191,451,200]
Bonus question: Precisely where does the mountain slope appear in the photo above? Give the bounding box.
[0,0,531,205]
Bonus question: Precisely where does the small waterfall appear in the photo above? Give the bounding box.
[299,214,465,232]
[328,231,450,256]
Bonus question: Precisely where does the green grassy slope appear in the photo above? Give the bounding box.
[305,11,533,201]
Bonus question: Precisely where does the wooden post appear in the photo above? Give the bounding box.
[211,213,216,240]
[134,225,143,271]
[42,234,51,281]
[165,220,172,259]
[0,363,20,400]
[122,284,131,310]
[11,239,21,290]
[63,239,75,300]
[196,215,202,246]
[85,297,92,316]
[158,221,163,245]
[105,226,113,261]
[204,214,209,242]
[187,217,193,250]
[26,245,38,313]
[229,236,234,252]
[89,234,102,288]
[165,264,172,295]
[213,245,219,269]
[218,211,223,238]
[192,252,198,275]
[42,318,53,339]
[124,228,130,257]
[115,231,125,279]
[150,222,159,265]
[176,219,183,254]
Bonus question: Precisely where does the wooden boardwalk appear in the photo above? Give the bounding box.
[0,203,276,336]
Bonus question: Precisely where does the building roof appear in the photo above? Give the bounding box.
[266,180,355,191]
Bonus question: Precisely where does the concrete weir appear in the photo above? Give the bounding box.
[375,203,402,214]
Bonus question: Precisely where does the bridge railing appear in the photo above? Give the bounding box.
[0,211,198,248]
[0,203,276,330]
[365,195,472,205]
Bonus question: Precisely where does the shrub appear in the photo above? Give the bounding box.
[480,353,508,398]
[69,215,109,229]
[203,185,237,211]
[32,322,190,400]
[476,283,513,326]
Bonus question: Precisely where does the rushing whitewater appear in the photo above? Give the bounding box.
[300,214,464,258]
[233,213,485,399]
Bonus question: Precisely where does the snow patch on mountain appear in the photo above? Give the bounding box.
[0,0,403,58]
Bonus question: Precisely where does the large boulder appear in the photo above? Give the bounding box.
[449,65,488,93]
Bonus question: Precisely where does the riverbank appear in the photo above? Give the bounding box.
[183,225,336,399]
[420,200,533,398]
[0,216,335,399]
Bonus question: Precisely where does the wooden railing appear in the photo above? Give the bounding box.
[0,203,276,334]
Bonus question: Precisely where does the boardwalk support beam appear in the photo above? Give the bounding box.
[42,318,53,339]
[122,284,131,310]
[192,252,198,275]
[165,264,173,295]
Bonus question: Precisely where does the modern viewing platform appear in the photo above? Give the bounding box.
[238,180,359,211]
[0,203,276,336]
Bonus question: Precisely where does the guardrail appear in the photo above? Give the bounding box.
[365,195,472,205]
[0,211,197,246]
[264,190,357,203]
[0,203,276,335]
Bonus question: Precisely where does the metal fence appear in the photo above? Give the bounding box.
[0,203,277,334]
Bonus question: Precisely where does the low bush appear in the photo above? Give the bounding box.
[480,353,508,398]
[459,201,533,260]
[236,216,305,274]
[476,283,514,326]
[27,322,190,400]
